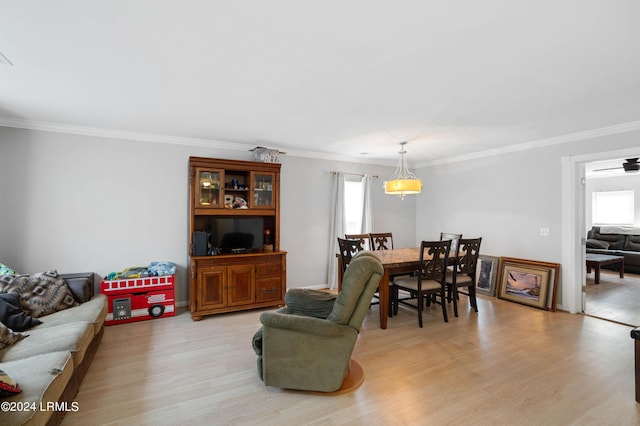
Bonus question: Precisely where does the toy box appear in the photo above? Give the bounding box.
[100,275,176,325]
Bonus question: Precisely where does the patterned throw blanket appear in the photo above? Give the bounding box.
[0,270,78,318]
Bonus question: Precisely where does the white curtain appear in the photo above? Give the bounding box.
[361,174,373,234]
[327,172,346,290]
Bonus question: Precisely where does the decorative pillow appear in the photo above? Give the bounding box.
[0,273,22,293]
[5,270,79,318]
[0,263,15,275]
[0,293,42,331]
[624,236,640,252]
[63,276,93,304]
[586,239,610,249]
[0,368,21,397]
[0,322,27,351]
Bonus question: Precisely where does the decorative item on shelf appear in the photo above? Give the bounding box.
[250,146,284,163]
[199,171,219,205]
[232,196,248,209]
[264,229,273,252]
[384,142,422,199]
[224,194,234,208]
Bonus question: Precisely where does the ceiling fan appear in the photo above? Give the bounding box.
[593,158,640,173]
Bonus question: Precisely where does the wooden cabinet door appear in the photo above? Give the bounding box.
[250,171,276,209]
[197,267,227,310]
[195,167,223,208]
[228,264,255,306]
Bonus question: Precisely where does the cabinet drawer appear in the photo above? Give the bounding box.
[256,278,282,302]
[197,259,220,267]
[256,262,282,278]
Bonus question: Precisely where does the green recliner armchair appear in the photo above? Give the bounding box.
[253,251,383,392]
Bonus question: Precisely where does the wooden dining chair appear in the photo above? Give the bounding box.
[440,232,462,303]
[445,237,482,317]
[370,233,394,251]
[338,237,392,316]
[440,232,462,258]
[345,234,372,251]
[337,237,363,280]
[393,240,451,327]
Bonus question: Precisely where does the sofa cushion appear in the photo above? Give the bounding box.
[63,275,93,304]
[0,323,27,350]
[0,367,21,397]
[0,351,73,426]
[36,294,107,336]
[586,239,610,249]
[589,227,627,250]
[0,293,42,332]
[0,322,93,367]
[624,235,640,252]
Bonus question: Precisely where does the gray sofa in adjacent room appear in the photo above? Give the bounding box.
[586,226,640,274]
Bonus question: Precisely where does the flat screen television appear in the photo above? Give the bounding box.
[210,217,264,253]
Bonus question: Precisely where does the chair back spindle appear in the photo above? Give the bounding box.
[345,234,372,251]
[370,232,394,251]
[337,237,363,276]
[418,240,451,284]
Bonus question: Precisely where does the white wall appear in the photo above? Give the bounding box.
[280,155,415,288]
[4,125,639,310]
[416,129,640,308]
[0,126,412,304]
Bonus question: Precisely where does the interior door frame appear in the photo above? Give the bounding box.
[561,147,640,314]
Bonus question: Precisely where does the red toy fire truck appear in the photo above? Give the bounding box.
[100,275,176,325]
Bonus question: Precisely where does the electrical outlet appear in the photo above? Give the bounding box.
[540,227,550,237]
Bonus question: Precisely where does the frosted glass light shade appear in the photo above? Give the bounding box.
[384,179,422,195]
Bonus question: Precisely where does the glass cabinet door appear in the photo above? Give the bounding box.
[196,168,222,208]
[251,172,275,208]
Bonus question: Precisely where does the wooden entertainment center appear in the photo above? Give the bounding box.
[188,156,286,321]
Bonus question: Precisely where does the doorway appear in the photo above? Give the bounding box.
[583,160,640,326]
[561,148,640,321]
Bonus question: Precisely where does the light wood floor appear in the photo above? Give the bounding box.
[585,271,640,326]
[62,296,640,426]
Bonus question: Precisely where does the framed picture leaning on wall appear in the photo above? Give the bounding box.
[497,257,560,311]
[476,255,499,296]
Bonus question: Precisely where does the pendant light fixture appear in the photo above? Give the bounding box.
[384,142,422,198]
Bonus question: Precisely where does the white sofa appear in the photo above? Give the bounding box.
[0,273,107,426]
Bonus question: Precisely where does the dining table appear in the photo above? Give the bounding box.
[337,246,459,329]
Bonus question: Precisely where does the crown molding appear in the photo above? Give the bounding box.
[0,116,397,166]
[416,120,640,168]
[1,115,638,169]
[0,116,252,152]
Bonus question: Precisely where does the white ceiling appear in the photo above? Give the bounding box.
[1,1,639,165]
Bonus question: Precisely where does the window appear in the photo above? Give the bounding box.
[344,177,364,234]
[592,190,635,225]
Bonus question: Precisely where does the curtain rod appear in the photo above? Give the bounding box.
[327,171,379,178]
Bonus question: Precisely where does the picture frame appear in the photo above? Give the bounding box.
[476,255,499,296]
[497,257,560,311]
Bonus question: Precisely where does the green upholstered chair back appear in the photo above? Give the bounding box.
[327,250,383,332]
